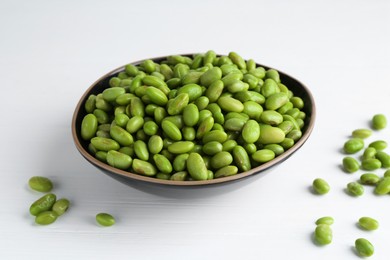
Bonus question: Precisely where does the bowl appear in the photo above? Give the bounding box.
[71,53,316,190]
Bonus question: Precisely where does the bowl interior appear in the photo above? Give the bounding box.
[72,54,316,187]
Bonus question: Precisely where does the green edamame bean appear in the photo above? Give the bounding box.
[170,171,188,181]
[261,79,279,97]
[126,116,144,134]
[374,177,390,195]
[115,113,129,127]
[224,117,246,131]
[81,114,98,140]
[277,121,294,135]
[102,87,126,102]
[91,137,120,151]
[214,165,238,178]
[203,50,216,65]
[290,96,304,109]
[93,109,109,124]
[258,124,285,144]
[243,101,263,120]
[286,129,302,141]
[134,140,149,161]
[362,158,381,170]
[314,224,332,245]
[312,178,330,194]
[167,93,189,115]
[132,159,157,176]
[153,154,172,174]
[30,193,57,216]
[279,138,294,149]
[232,146,251,172]
[342,157,360,173]
[360,173,380,185]
[28,176,53,193]
[315,217,334,226]
[252,149,275,163]
[109,77,121,88]
[243,73,259,89]
[265,92,289,110]
[228,52,246,69]
[222,140,237,152]
[183,127,196,141]
[375,151,390,168]
[187,153,208,180]
[363,147,377,160]
[95,94,112,111]
[235,91,265,104]
[347,182,364,196]
[145,87,168,106]
[153,107,167,125]
[96,213,115,227]
[96,130,110,138]
[195,96,209,111]
[226,80,249,93]
[162,119,182,141]
[355,238,374,257]
[358,217,379,231]
[85,94,96,113]
[202,141,223,156]
[35,211,58,225]
[265,69,280,83]
[343,138,364,154]
[95,151,107,162]
[168,141,195,154]
[164,115,184,129]
[173,153,189,172]
[148,135,163,155]
[352,129,372,139]
[196,116,214,139]
[107,150,132,170]
[202,130,228,144]
[249,67,266,79]
[141,60,156,73]
[176,83,202,102]
[260,111,283,126]
[143,121,159,136]
[181,71,203,85]
[200,67,222,87]
[118,146,134,157]
[210,151,233,169]
[242,120,260,144]
[264,144,284,156]
[205,80,224,103]
[218,96,244,113]
[156,172,171,180]
[277,101,293,115]
[110,125,134,146]
[52,198,70,216]
[125,64,139,76]
[369,140,387,151]
[182,104,199,127]
[384,169,390,178]
[372,114,386,130]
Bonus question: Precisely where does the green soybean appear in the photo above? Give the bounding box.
[214,165,238,178]
[346,182,364,196]
[242,120,260,143]
[343,138,364,154]
[355,238,374,257]
[252,149,275,163]
[52,198,70,216]
[28,176,53,192]
[35,211,58,225]
[369,140,387,150]
[107,150,132,170]
[375,151,390,168]
[170,171,188,181]
[362,147,377,160]
[352,129,372,139]
[81,114,98,140]
[187,153,208,180]
[315,217,334,226]
[153,154,172,174]
[372,114,386,130]
[358,217,379,231]
[312,178,330,195]
[362,158,381,170]
[374,177,390,195]
[342,157,360,173]
[132,159,157,176]
[360,173,380,185]
[96,213,115,227]
[134,140,149,161]
[314,224,332,245]
[30,193,57,216]
[232,146,251,172]
[258,125,285,144]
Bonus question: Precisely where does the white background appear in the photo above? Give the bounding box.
[1,0,390,259]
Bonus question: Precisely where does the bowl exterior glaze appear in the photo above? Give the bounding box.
[72,54,316,188]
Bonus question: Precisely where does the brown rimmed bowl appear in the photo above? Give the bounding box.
[72,54,316,192]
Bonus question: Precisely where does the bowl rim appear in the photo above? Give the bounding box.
[71,53,316,186]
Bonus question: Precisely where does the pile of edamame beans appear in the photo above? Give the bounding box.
[80,51,306,181]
